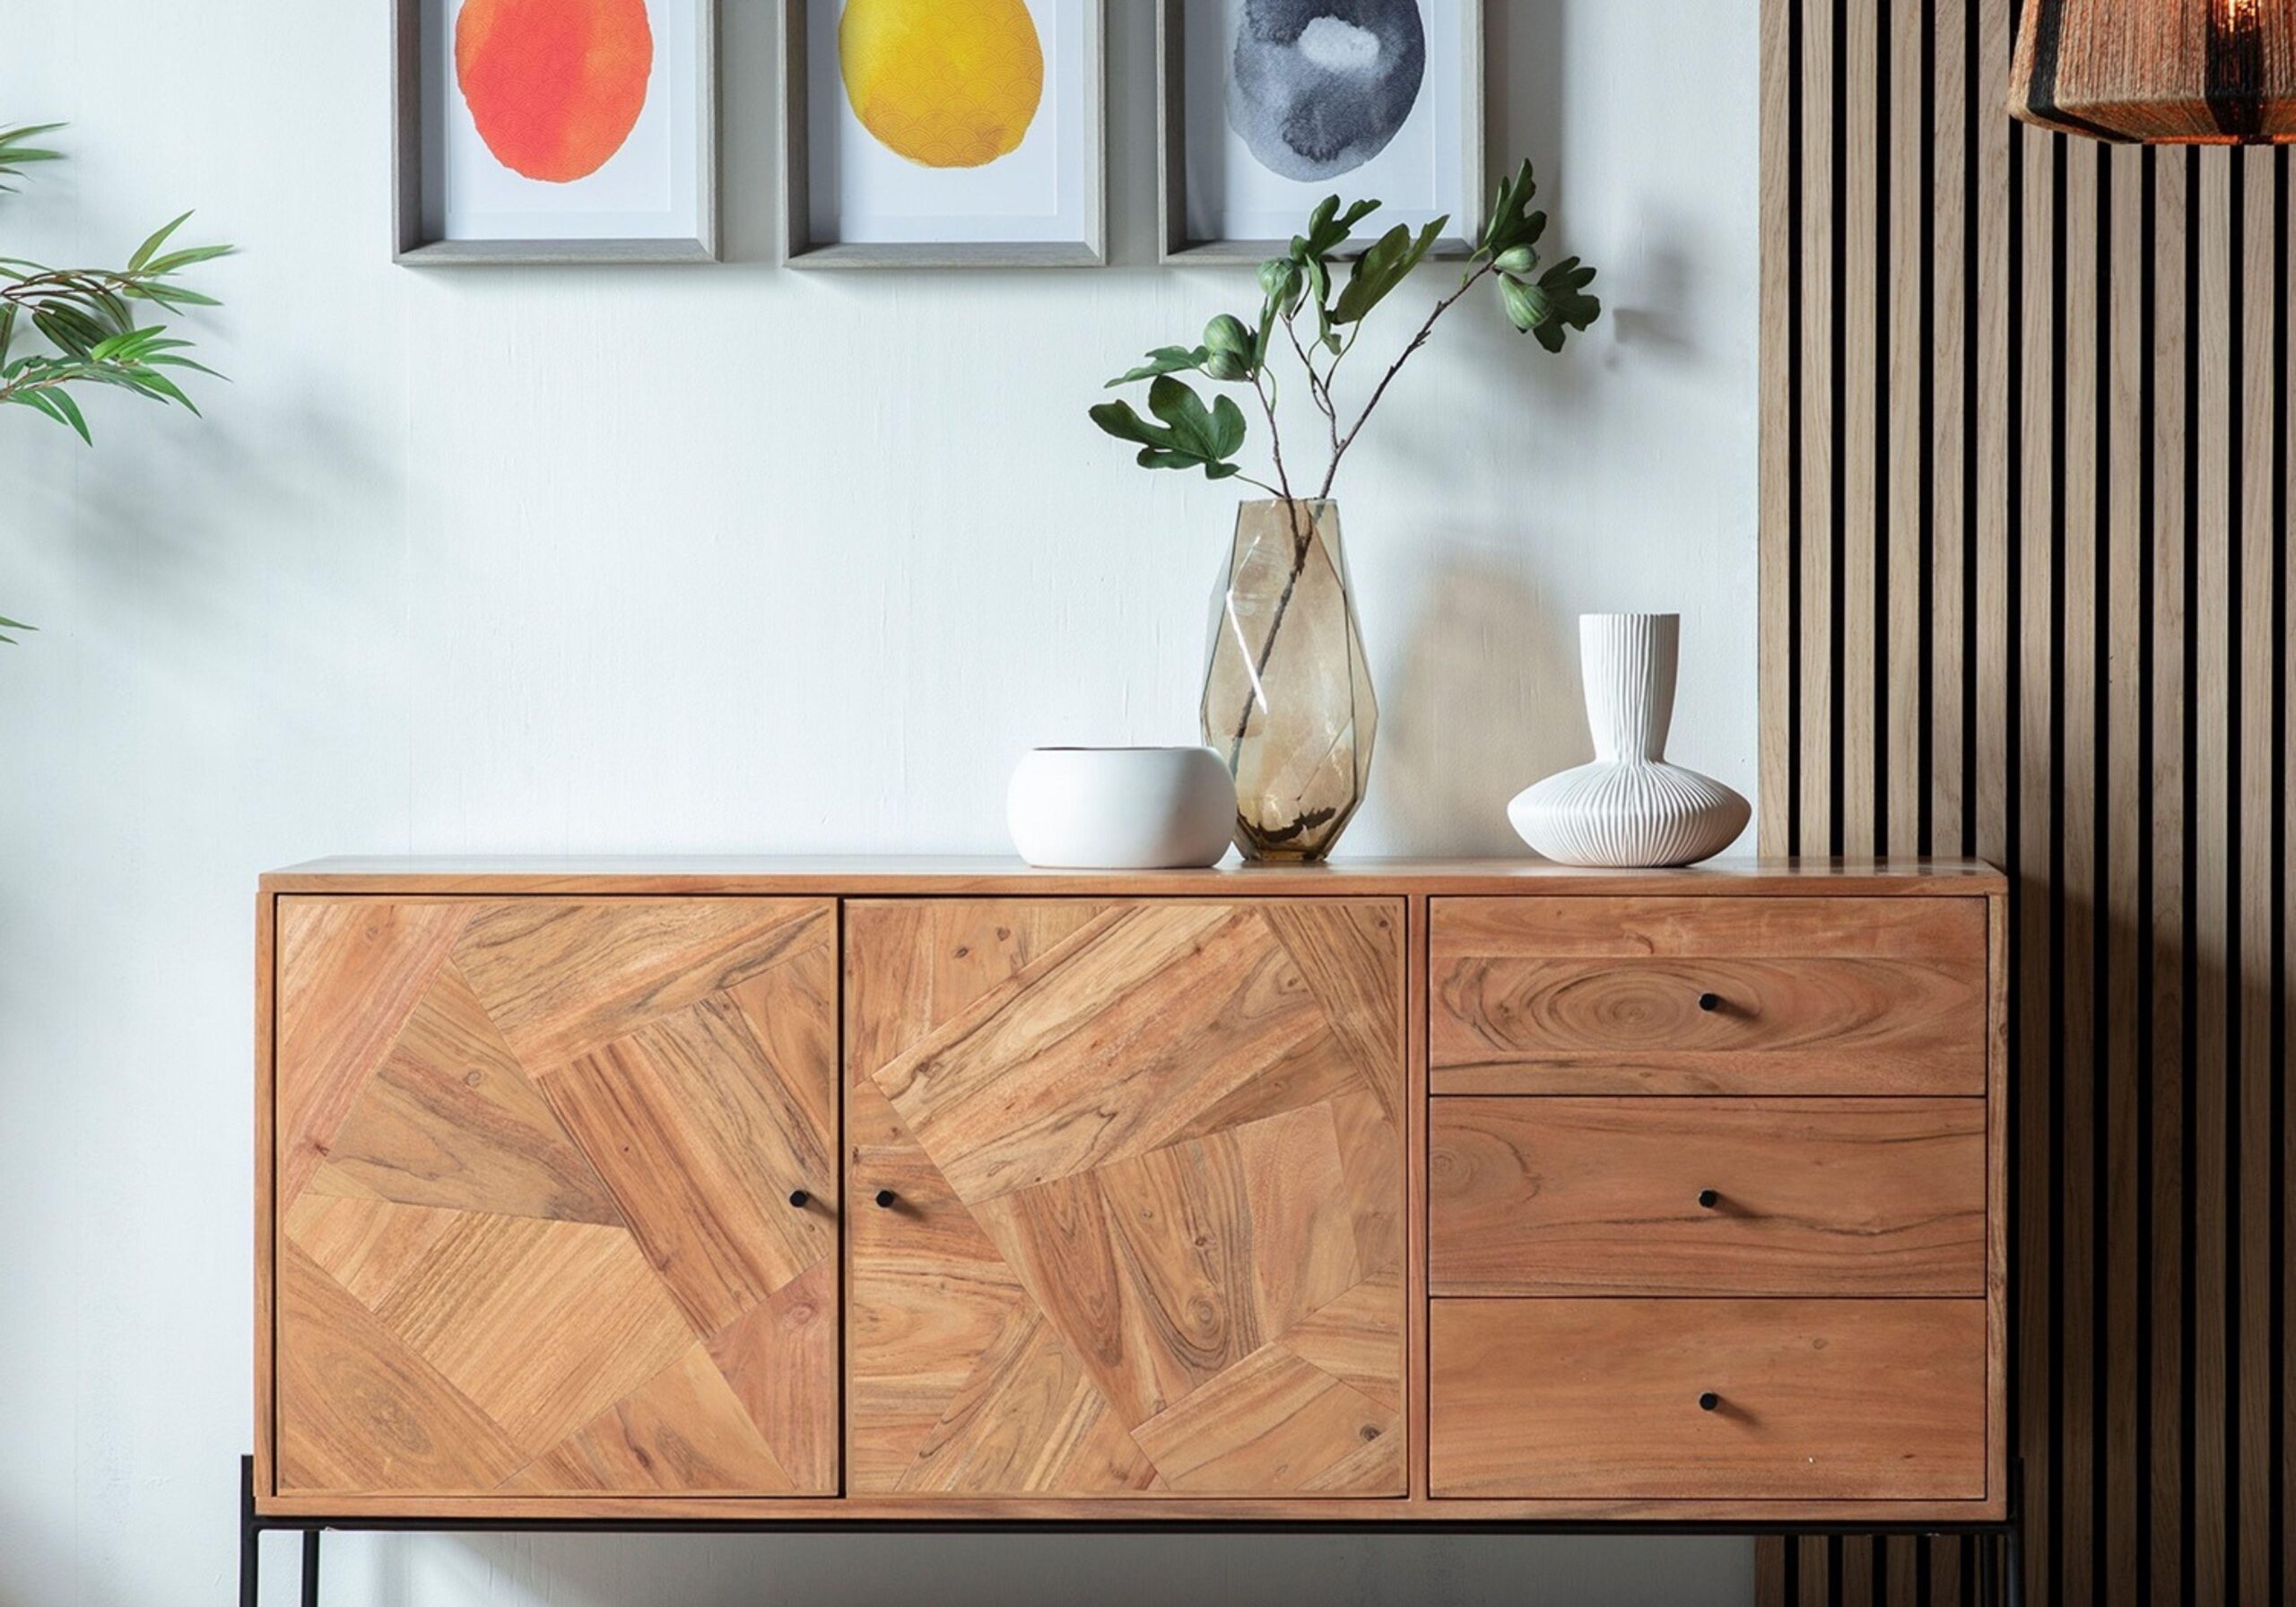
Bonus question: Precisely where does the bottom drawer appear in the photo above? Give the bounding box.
[1429,1299,1987,1501]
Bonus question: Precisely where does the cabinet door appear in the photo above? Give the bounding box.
[272,897,839,1498]
[845,899,1406,1498]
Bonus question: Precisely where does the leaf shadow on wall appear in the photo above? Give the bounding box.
[1380,553,1588,856]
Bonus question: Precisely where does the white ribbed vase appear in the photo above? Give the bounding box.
[1508,613,1751,867]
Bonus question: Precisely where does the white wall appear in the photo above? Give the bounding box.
[0,2,1760,1603]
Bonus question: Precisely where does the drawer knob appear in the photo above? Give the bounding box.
[787,1189,811,1209]
[1697,992,1723,1012]
[1698,1392,1721,1412]
[1697,1187,1721,1209]
[874,1188,900,1209]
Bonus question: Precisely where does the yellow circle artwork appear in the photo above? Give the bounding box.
[839,0,1045,169]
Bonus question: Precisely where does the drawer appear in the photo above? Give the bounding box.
[1429,1098,1987,1297]
[1430,897,1988,1095]
[1429,1299,1988,1500]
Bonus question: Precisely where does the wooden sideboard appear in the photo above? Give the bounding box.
[253,857,2007,1525]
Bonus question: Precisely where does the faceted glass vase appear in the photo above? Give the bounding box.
[1200,499,1377,862]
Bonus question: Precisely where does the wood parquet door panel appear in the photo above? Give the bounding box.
[843,899,1408,1498]
[273,897,840,1498]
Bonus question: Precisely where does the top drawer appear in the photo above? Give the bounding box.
[1431,897,1988,1096]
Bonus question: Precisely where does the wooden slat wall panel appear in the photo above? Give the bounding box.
[1758,4,2292,1603]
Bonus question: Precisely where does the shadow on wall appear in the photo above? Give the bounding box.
[365,1529,1754,1607]
[1382,554,1589,856]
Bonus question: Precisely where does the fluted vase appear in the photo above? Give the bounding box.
[1509,612,1749,867]
[1201,499,1376,862]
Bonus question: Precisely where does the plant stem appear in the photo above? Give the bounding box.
[1318,260,1496,499]
[1284,316,1343,468]
[1248,370,1295,508]
[1222,497,1319,769]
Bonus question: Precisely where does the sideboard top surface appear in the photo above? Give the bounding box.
[261,856,2005,898]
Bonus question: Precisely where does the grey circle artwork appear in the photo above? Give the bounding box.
[1227,0,1428,182]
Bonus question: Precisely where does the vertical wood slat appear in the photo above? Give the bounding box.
[1930,0,1970,860]
[2234,144,2277,1607]
[2192,147,2232,1607]
[2280,147,2294,1607]
[2055,132,2099,1607]
[1760,0,1796,863]
[1843,0,1882,855]
[1758,3,2293,1603]
[1887,0,1926,856]
[1801,0,1838,856]
[2100,137,2144,1607]
[2149,144,2190,1607]
[2014,112,2057,1607]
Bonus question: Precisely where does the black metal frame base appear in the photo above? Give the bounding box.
[239,1456,2023,1604]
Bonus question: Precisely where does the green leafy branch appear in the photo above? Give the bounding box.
[1091,158,1602,505]
[1,121,234,645]
[1,123,234,447]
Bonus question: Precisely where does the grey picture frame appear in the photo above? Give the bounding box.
[393,0,720,265]
[779,0,1108,269]
[1156,0,1486,265]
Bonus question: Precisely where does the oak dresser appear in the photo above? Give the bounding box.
[251,856,2009,1542]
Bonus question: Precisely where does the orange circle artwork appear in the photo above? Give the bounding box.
[456,0,654,184]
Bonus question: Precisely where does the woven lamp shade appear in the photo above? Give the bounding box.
[2008,0,2296,142]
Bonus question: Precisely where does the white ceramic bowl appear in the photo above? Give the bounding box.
[1006,747,1235,869]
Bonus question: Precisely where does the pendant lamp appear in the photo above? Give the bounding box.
[2008,0,2296,143]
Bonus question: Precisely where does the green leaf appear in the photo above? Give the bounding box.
[0,611,32,645]
[1519,256,1601,352]
[1208,393,1247,457]
[1089,399,1173,450]
[129,212,192,273]
[1106,346,1208,387]
[1332,217,1446,326]
[1095,379,1248,482]
[45,386,91,443]
[1477,159,1550,259]
[1147,375,1224,461]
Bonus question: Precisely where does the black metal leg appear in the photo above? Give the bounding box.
[239,1455,259,1607]
[2005,1516,2024,1607]
[300,1529,321,1607]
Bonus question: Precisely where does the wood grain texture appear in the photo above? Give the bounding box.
[272,898,839,1498]
[845,899,1405,1498]
[1429,1098,1987,1297]
[265,857,2009,897]
[1431,897,1987,1093]
[1761,0,2294,1596]
[1430,1299,1989,1502]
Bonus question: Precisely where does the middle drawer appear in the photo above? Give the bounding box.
[1429,1098,1987,1298]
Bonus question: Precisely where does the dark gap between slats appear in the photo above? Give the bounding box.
[2225,145,2247,1607]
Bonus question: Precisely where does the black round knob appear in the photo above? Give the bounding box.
[787,1189,810,1209]
[1698,992,1723,1012]
[1697,1188,1721,1209]
[874,1188,899,1209]
[1699,1392,1721,1412]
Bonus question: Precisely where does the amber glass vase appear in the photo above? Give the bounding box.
[1200,499,1377,862]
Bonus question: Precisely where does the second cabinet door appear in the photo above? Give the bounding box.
[845,899,1406,1498]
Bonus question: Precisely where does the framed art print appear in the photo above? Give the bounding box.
[394,0,718,264]
[1158,0,1483,264]
[780,0,1107,268]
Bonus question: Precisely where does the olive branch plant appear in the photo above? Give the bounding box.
[1,121,234,643]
